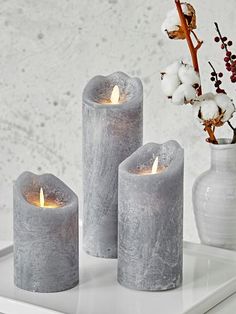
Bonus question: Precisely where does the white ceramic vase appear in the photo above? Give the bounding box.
[193,139,236,250]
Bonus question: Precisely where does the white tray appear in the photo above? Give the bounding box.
[0,241,236,314]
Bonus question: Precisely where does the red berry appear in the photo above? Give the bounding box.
[219,72,223,77]
[216,88,226,94]
[224,57,230,62]
[221,44,225,49]
[215,81,222,87]
[226,51,232,57]
[228,41,233,46]
[226,62,231,67]
[222,36,227,42]
[214,36,220,42]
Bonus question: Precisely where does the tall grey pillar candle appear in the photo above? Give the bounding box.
[83,72,143,258]
[118,141,184,291]
[14,172,79,293]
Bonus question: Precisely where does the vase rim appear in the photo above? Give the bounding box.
[210,138,236,150]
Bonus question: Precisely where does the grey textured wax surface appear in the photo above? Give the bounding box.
[83,72,143,258]
[118,141,184,291]
[14,172,79,293]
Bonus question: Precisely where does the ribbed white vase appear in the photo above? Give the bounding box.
[193,138,236,250]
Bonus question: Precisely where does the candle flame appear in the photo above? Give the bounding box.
[110,85,120,104]
[40,187,45,207]
[151,157,159,174]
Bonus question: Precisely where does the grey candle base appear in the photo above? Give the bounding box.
[117,277,181,292]
[83,72,143,258]
[14,172,79,293]
[83,217,117,258]
[117,141,184,291]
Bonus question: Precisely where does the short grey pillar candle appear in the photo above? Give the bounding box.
[118,141,184,291]
[83,72,143,258]
[14,171,79,293]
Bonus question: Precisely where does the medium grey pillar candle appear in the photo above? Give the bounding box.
[14,171,79,293]
[118,141,184,291]
[83,72,143,258]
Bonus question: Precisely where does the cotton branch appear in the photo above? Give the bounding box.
[175,0,203,94]
[175,0,218,144]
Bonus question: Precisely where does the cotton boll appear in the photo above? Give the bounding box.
[193,93,234,127]
[161,23,185,40]
[164,61,183,75]
[181,3,196,29]
[161,74,180,98]
[193,93,215,107]
[166,3,192,20]
[192,103,202,124]
[161,15,179,35]
[195,93,215,102]
[214,94,235,122]
[199,100,219,121]
[178,63,200,85]
[166,4,189,20]
[181,3,189,15]
[161,3,196,39]
[172,83,196,105]
[161,9,185,39]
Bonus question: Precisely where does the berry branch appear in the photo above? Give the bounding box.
[208,61,225,94]
[213,24,236,143]
[208,61,236,143]
[214,22,236,83]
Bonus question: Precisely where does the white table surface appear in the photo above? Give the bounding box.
[1,241,236,314]
[207,293,236,313]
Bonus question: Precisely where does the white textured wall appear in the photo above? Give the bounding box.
[0,0,235,241]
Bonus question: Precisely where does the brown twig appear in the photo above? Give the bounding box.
[175,0,218,144]
[204,126,218,144]
[227,121,236,144]
[191,30,203,50]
